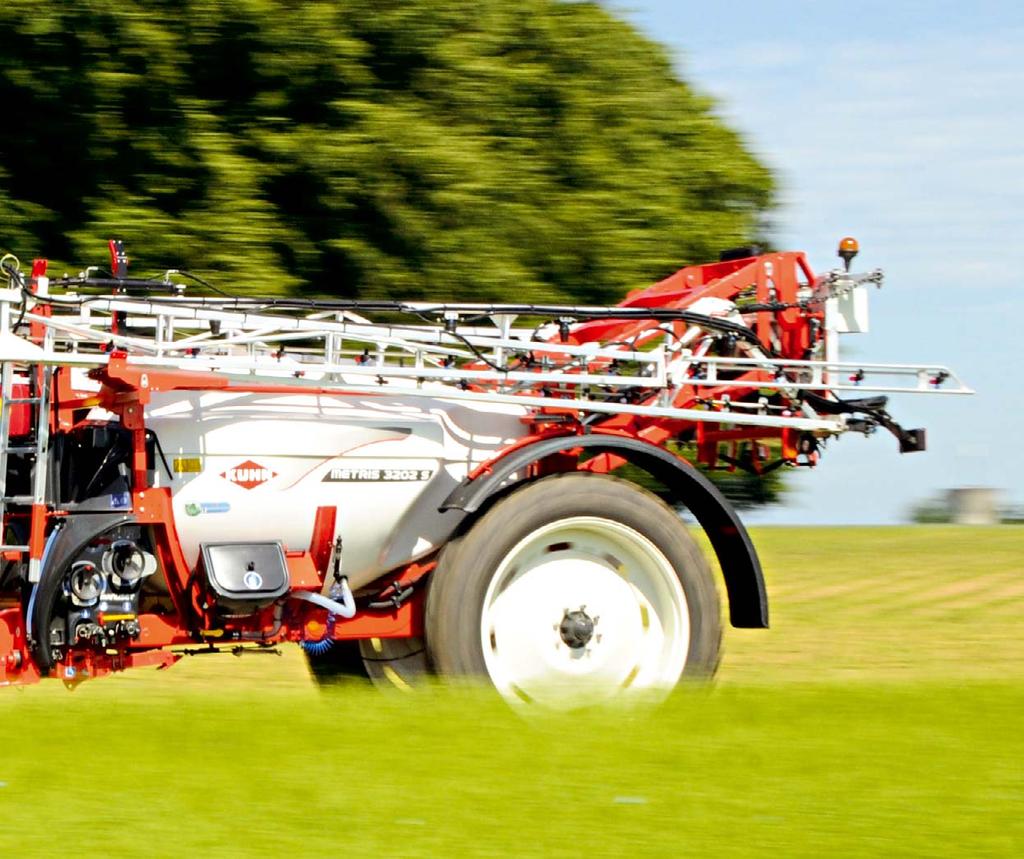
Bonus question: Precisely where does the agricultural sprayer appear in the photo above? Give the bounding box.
[0,238,968,704]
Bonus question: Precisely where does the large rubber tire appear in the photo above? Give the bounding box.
[303,641,369,685]
[358,636,430,690]
[304,638,430,690]
[425,473,720,706]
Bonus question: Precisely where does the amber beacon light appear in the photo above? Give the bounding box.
[838,236,859,271]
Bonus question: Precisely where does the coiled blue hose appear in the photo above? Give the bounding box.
[300,612,336,655]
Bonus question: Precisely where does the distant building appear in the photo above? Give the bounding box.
[946,487,999,525]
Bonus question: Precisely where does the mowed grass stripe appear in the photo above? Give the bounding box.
[820,571,1020,619]
[722,526,1024,682]
[913,573,1024,612]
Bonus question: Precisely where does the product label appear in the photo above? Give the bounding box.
[322,467,434,483]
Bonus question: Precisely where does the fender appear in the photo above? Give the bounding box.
[441,434,768,628]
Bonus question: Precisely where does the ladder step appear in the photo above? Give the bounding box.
[4,398,41,405]
[3,495,36,505]
[2,446,39,455]
[0,544,28,552]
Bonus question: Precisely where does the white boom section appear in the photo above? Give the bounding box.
[0,289,971,437]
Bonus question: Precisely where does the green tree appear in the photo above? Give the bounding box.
[0,0,772,300]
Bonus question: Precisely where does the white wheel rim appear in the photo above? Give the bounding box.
[480,516,690,707]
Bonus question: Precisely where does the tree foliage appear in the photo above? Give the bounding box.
[0,0,772,300]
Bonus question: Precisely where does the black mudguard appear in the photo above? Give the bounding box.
[441,435,769,628]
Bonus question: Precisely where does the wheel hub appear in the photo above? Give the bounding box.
[559,608,596,649]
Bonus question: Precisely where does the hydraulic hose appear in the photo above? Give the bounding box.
[292,579,356,618]
[295,578,356,655]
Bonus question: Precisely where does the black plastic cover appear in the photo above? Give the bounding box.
[200,542,289,615]
[899,428,927,454]
[441,433,769,628]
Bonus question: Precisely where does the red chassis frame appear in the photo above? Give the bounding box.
[1,249,824,687]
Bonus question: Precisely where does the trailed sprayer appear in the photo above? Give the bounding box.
[0,239,968,704]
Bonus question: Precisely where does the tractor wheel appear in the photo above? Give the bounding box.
[304,641,369,685]
[358,636,431,691]
[425,472,720,707]
[304,638,430,690]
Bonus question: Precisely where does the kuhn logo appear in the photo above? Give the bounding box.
[221,460,277,490]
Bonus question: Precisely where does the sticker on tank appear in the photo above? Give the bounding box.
[322,467,435,482]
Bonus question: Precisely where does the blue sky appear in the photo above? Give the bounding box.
[610,0,1024,523]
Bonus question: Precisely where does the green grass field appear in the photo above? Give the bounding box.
[1,526,1021,857]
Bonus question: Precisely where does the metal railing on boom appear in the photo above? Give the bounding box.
[0,242,973,450]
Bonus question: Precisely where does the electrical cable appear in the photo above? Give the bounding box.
[0,258,30,329]
[169,270,239,299]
